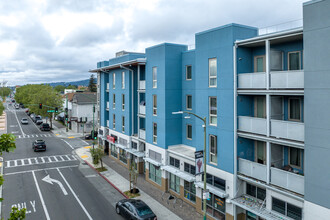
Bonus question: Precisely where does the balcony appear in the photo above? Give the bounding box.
[139,129,145,140]
[139,105,146,115]
[238,116,267,136]
[139,80,146,90]
[106,120,109,127]
[106,83,110,91]
[106,101,109,110]
[270,119,304,142]
[270,70,304,89]
[270,167,304,195]
[238,158,267,182]
[238,72,266,89]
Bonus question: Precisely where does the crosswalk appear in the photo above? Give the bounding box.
[15,134,54,139]
[5,154,77,168]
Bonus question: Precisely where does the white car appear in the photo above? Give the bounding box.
[21,118,28,125]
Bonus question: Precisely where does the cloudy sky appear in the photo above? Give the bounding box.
[0,0,307,86]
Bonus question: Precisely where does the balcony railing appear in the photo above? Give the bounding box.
[238,72,266,89]
[270,119,304,142]
[106,83,110,91]
[238,116,267,135]
[139,105,146,115]
[238,158,267,182]
[270,70,304,89]
[139,80,146,90]
[139,129,146,140]
[270,167,304,195]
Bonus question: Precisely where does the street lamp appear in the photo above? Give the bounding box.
[172,110,207,220]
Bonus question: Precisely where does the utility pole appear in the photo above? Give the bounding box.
[66,94,68,132]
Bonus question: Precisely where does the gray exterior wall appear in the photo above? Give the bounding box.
[303,0,330,209]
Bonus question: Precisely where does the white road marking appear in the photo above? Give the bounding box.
[30,200,36,212]
[14,160,17,166]
[59,156,64,161]
[13,111,25,136]
[53,156,58,162]
[4,165,79,176]
[81,139,89,145]
[28,159,32,165]
[11,131,19,134]
[65,155,71,160]
[6,161,10,168]
[32,171,50,220]
[57,168,93,220]
[40,157,45,163]
[47,157,52,162]
[42,175,68,195]
[61,139,74,150]
[21,160,25,166]
[36,135,38,138]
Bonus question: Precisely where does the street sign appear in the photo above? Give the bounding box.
[47,110,55,113]
[195,150,204,175]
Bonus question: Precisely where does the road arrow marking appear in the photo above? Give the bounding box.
[42,175,68,195]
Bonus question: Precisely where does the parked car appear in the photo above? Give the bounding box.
[15,104,19,109]
[30,113,36,120]
[36,119,43,125]
[40,123,50,131]
[21,118,28,125]
[84,134,92,140]
[25,109,29,113]
[116,199,157,220]
[32,140,46,152]
[33,116,42,123]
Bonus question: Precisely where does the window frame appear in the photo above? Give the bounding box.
[186,95,192,110]
[184,181,196,203]
[254,55,266,72]
[122,71,125,89]
[288,97,301,122]
[112,114,115,129]
[153,95,157,116]
[208,58,217,87]
[169,173,180,194]
[209,135,217,164]
[272,197,302,219]
[112,73,116,89]
[153,123,157,144]
[288,147,302,169]
[122,94,125,111]
[170,157,180,168]
[186,124,192,140]
[152,67,157,88]
[186,65,192,80]
[246,183,266,201]
[113,94,116,109]
[288,51,301,71]
[122,116,125,133]
[209,97,217,126]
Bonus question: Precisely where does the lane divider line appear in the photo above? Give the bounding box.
[61,139,74,150]
[32,171,50,220]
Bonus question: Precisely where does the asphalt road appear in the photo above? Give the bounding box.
[2,102,124,220]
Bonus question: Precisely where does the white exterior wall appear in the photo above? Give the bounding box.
[304,201,330,220]
[71,103,95,133]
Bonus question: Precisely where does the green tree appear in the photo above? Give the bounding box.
[54,85,65,93]
[90,146,105,171]
[88,74,96,92]
[0,87,11,101]
[0,102,4,116]
[66,84,77,89]
[7,206,26,220]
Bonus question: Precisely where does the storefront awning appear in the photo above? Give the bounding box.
[143,157,162,167]
[231,195,293,220]
[125,148,145,158]
[195,181,228,199]
[116,144,128,150]
[161,165,195,182]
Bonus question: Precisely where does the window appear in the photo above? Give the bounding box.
[255,96,266,118]
[184,163,196,175]
[186,65,192,80]
[113,73,115,89]
[113,94,116,109]
[112,114,115,129]
[246,183,266,201]
[152,67,157,88]
[131,142,137,150]
[119,149,127,164]
[186,95,192,110]
[255,141,266,164]
[122,71,125,89]
[272,198,302,220]
[289,147,301,168]
[288,51,301,71]
[289,98,301,121]
[153,95,157,115]
[170,173,180,194]
[122,116,125,133]
[110,144,117,158]
[209,97,217,126]
[153,123,157,144]
[170,157,180,168]
[149,163,161,185]
[254,55,265,72]
[202,192,225,219]
[209,135,217,164]
[203,173,226,191]
[184,181,196,202]
[209,58,217,87]
[186,124,192,140]
[122,94,125,110]
[149,150,161,162]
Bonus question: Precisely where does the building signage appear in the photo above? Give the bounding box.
[107,135,116,143]
[195,150,204,175]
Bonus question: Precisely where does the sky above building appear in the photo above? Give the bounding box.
[0,0,307,86]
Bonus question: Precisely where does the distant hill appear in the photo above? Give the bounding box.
[47,79,94,87]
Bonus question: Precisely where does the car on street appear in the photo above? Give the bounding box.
[21,118,28,125]
[32,140,46,152]
[40,123,50,131]
[36,119,43,125]
[15,104,19,109]
[30,113,36,120]
[33,115,42,123]
[116,199,157,220]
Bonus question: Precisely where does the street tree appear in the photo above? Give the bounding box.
[90,146,106,171]
[66,84,77,89]
[88,74,96,92]
[54,85,65,93]
[0,87,11,101]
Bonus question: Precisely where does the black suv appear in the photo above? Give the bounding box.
[32,140,46,152]
[40,123,50,131]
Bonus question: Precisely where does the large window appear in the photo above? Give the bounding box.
[153,95,157,115]
[255,141,266,165]
[209,97,217,126]
[289,147,302,168]
[113,73,116,89]
[122,94,125,110]
[122,116,125,133]
[184,181,196,202]
[203,173,226,191]
[122,71,125,89]
[209,135,217,164]
[149,163,161,185]
[246,183,266,201]
[113,94,116,109]
[153,123,157,144]
[272,198,302,220]
[169,173,180,194]
[152,67,157,88]
[119,149,127,164]
[289,98,301,121]
[203,192,226,220]
[186,124,192,140]
[288,51,301,71]
[110,144,117,158]
[186,95,192,110]
[170,157,180,168]
[184,163,195,175]
[209,58,217,87]
[112,114,115,129]
[149,150,161,162]
[186,65,192,80]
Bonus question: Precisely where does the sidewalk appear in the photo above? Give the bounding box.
[51,120,84,138]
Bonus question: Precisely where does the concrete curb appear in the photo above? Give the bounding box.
[84,160,129,199]
[0,157,3,218]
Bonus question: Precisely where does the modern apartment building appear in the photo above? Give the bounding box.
[90,1,330,219]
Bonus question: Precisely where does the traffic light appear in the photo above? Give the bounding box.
[55,107,58,113]
[39,103,42,109]
[91,130,98,140]
[65,114,68,121]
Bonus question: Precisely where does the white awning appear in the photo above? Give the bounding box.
[161,165,195,182]
[231,195,293,220]
[116,144,128,150]
[143,157,162,167]
[125,148,145,158]
[195,181,228,198]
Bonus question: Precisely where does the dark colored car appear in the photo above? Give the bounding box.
[84,134,92,140]
[32,140,46,152]
[40,123,50,131]
[116,199,157,220]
